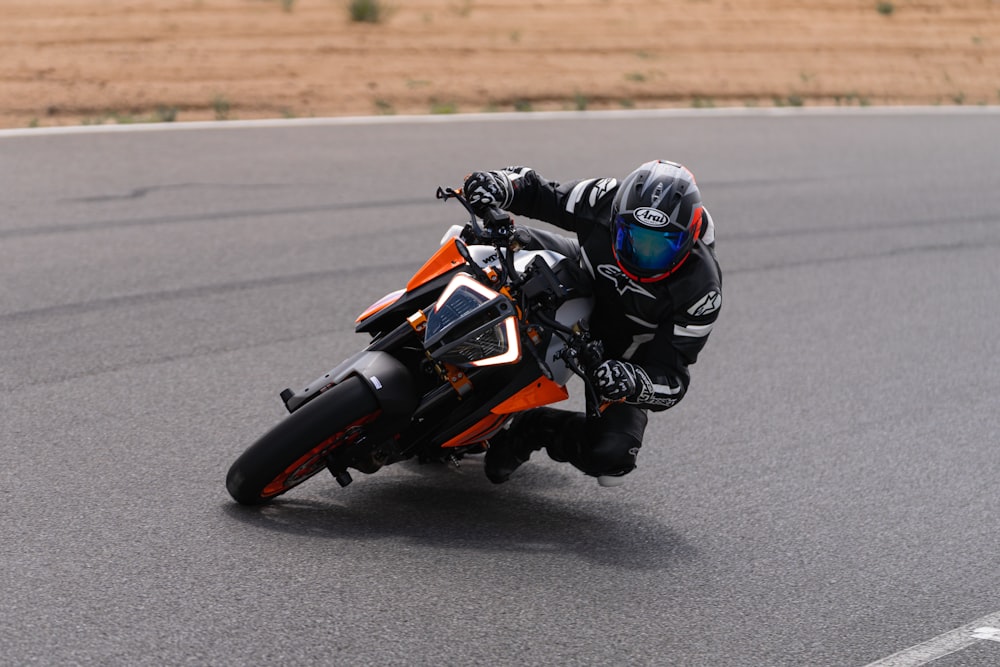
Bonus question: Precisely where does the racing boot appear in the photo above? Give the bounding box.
[484,408,570,484]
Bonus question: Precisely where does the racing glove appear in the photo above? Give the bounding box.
[593,360,637,401]
[592,359,655,404]
[463,170,514,209]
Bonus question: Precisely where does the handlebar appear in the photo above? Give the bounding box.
[436,186,524,286]
[436,186,523,243]
[436,186,485,239]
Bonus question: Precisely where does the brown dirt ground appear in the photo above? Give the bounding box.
[2,0,999,129]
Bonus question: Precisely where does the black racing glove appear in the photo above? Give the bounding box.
[592,360,641,402]
[463,170,513,209]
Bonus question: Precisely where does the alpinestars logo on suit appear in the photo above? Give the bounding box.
[596,264,656,299]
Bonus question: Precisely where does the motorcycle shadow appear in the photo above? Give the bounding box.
[222,458,696,571]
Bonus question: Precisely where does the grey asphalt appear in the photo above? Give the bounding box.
[2,109,999,666]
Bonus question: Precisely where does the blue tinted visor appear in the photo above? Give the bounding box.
[613,215,688,273]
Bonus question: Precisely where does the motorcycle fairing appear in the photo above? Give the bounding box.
[436,375,569,448]
[406,237,468,292]
[491,375,569,413]
[355,271,462,337]
[355,239,468,327]
[356,288,404,322]
[438,413,509,449]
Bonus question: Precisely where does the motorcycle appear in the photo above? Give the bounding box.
[225,188,607,505]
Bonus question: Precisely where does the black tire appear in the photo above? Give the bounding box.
[226,377,380,505]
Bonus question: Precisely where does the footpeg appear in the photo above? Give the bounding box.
[326,457,353,487]
[279,388,295,412]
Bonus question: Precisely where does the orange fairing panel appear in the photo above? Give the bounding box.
[356,288,405,323]
[440,413,508,449]
[355,239,467,324]
[406,239,466,292]
[491,376,569,415]
[438,377,569,448]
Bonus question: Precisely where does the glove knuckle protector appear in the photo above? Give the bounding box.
[593,360,637,401]
[463,170,512,208]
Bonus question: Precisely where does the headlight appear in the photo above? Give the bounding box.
[424,274,521,368]
[439,316,521,367]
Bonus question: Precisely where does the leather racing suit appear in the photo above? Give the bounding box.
[491,166,722,481]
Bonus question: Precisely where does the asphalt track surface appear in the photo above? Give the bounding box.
[2,109,999,666]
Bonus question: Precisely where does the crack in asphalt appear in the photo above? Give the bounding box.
[0,195,436,239]
[0,262,404,325]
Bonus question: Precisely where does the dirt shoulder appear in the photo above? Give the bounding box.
[2,0,998,129]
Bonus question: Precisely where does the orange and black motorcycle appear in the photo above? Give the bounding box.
[225,188,605,505]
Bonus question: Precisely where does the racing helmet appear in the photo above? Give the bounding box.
[611,160,704,282]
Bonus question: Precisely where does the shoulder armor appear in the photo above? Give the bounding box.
[565,177,618,214]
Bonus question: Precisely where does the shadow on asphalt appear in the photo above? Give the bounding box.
[220,458,696,571]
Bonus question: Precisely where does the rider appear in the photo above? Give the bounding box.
[463,160,722,486]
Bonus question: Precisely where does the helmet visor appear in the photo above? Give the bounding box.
[613,215,689,273]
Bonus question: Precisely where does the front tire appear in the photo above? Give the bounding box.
[226,377,380,505]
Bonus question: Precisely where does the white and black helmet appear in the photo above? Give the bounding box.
[611,160,704,282]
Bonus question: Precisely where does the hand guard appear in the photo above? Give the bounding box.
[592,360,641,402]
[463,171,513,209]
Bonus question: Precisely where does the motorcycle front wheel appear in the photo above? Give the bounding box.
[226,377,380,505]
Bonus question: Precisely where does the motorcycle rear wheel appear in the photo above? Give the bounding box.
[226,377,380,505]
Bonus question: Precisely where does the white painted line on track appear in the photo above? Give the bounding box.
[1,105,999,139]
[865,610,1000,666]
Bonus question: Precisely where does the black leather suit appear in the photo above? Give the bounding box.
[496,167,722,479]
